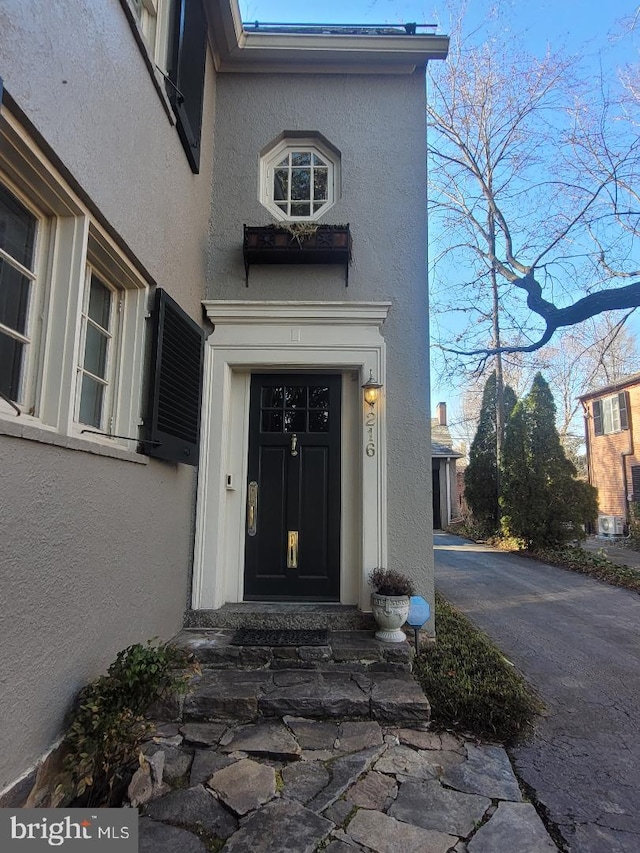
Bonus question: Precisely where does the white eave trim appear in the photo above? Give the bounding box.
[205,0,449,74]
[203,300,392,326]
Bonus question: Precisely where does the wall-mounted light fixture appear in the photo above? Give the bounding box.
[362,370,383,408]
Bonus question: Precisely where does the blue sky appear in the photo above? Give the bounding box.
[239,1,639,424]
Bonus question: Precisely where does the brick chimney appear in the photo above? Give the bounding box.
[436,402,447,426]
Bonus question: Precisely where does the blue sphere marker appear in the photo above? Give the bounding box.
[406,596,431,652]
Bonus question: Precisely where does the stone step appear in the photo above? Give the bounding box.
[174,629,412,673]
[184,604,376,631]
[174,669,430,725]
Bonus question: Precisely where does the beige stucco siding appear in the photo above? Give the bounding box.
[208,70,433,599]
[0,0,215,790]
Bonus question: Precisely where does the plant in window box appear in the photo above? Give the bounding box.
[368,568,416,643]
[243,224,352,285]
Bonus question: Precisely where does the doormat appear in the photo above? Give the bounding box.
[230,628,330,647]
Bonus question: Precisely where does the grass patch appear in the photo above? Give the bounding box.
[529,545,640,594]
[413,593,541,743]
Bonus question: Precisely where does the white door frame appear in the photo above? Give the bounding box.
[192,300,391,611]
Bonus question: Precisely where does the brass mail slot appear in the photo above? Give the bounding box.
[247,481,258,536]
[287,530,298,569]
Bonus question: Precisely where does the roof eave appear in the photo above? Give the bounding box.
[578,370,640,401]
[205,0,449,74]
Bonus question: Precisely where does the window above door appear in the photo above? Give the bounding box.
[259,135,341,222]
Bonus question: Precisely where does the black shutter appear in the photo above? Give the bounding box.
[593,399,603,436]
[144,289,204,465]
[167,0,207,173]
[619,391,629,430]
[632,465,640,502]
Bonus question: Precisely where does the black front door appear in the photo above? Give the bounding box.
[244,373,341,601]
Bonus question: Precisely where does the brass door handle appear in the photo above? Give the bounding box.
[287,531,298,568]
[247,481,258,536]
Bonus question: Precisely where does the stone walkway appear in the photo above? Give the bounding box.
[132,718,559,852]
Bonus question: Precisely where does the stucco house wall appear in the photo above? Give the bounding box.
[0,0,215,792]
[206,70,433,598]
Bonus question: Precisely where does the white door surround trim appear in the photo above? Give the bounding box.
[192,300,391,611]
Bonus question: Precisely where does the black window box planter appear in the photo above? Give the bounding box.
[243,224,352,286]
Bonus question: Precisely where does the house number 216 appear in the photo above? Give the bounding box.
[366,410,376,456]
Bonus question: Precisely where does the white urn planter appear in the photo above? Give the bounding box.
[371,593,410,643]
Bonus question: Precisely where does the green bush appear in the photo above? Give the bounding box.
[413,594,541,742]
[501,374,598,548]
[55,641,196,807]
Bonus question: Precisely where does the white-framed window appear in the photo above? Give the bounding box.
[593,392,629,436]
[259,136,341,221]
[0,107,149,456]
[603,396,621,434]
[129,0,174,72]
[75,269,120,431]
[0,180,45,410]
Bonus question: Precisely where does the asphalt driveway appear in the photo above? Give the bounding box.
[434,532,640,853]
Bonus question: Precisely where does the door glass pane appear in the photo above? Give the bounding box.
[88,276,111,328]
[0,329,24,400]
[285,386,307,408]
[291,169,311,201]
[284,410,305,432]
[0,184,36,269]
[309,410,330,432]
[262,411,283,432]
[79,374,104,427]
[262,386,284,408]
[84,323,109,378]
[0,260,31,335]
[308,386,329,408]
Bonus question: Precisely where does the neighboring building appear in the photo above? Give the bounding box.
[431,402,462,529]
[580,372,640,535]
[0,0,448,797]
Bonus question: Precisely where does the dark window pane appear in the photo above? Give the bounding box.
[285,386,307,408]
[0,184,36,269]
[291,169,311,201]
[291,152,311,166]
[88,276,111,328]
[84,323,109,378]
[276,203,288,213]
[284,410,306,432]
[309,410,330,432]
[308,386,329,408]
[79,374,104,428]
[0,330,24,401]
[313,202,325,213]
[273,169,289,202]
[277,156,289,167]
[0,259,31,335]
[312,153,327,166]
[313,169,328,201]
[262,410,283,432]
[262,386,284,408]
[291,203,311,217]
